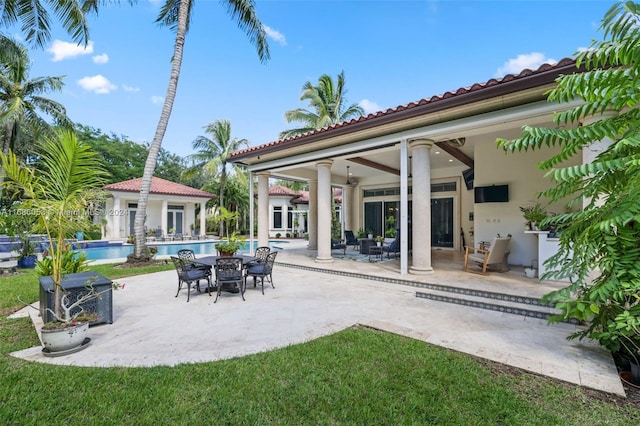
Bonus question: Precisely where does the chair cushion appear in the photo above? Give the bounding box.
[186,270,208,280]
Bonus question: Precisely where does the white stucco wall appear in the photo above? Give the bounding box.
[473,134,579,266]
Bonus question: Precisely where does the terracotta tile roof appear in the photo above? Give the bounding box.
[290,188,342,204]
[104,177,215,199]
[231,58,578,160]
[269,185,299,196]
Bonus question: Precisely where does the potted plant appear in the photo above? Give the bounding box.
[0,129,111,353]
[14,233,37,268]
[215,232,245,256]
[375,235,384,247]
[366,229,374,239]
[356,228,366,239]
[520,202,547,230]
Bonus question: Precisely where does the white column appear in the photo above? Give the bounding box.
[200,201,206,237]
[399,140,409,275]
[112,197,121,239]
[257,172,270,247]
[315,160,333,263]
[307,179,318,250]
[343,184,354,232]
[409,138,434,275]
[582,110,618,208]
[161,199,168,235]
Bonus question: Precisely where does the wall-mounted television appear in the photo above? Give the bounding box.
[462,168,474,190]
[474,184,509,203]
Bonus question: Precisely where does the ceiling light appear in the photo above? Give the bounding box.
[346,165,351,185]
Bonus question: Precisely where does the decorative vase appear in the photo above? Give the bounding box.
[368,234,373,239]
[41,322,89,352]
[377,242,382,247]
[17,255,37,269]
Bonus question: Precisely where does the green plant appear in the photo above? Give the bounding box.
[0,129,107,325]
[385,228,396,238]
[375,235,384,243]
[356,228,366,238]
[519,202,547,224]
[498,2,640,357]
[275,232,281,238]
[13,233,37,260]
[215,232,245,254]
[36,247,89,276]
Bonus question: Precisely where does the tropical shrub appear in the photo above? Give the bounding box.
[497,1,640,358]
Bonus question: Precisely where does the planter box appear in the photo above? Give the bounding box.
[39,272,113,326]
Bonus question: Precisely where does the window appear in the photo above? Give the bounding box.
[273,206,282,229]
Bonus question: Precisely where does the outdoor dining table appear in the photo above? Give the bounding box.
[196,255,259,294]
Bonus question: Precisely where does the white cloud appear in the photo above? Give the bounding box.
[151,95,164,104]
[47,40,94,62]
[264,25,287,46]
[77,75,117,94]
[495,52,557,77]
[122,85,140,93]
[359,99,381,114]
[92,53,109,64]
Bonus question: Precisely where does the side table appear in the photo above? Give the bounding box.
[369,245,383,261]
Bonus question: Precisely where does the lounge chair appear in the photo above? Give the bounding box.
[382,229,400,258]
[331,239,347,255]
[344,230,359,250]
[463,236,511,274]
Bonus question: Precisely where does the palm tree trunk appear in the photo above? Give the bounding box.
[0,124,13,202]
[132,0,189,258]
[219,164,226,236]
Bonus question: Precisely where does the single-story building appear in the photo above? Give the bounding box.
[231,58,607,276]
[103,177,214,239]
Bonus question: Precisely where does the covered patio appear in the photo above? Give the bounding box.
[231,59,597,280]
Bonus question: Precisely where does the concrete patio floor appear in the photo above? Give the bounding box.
[9,240,625,396]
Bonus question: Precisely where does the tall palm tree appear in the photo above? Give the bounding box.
[131,0,269,259]
[0,38,70,157]
[0,0,100,48]
[185,119,248,235]
[279,70,364,139]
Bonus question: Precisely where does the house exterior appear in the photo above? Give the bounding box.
[231,59,604,276]
[103,177,214,239]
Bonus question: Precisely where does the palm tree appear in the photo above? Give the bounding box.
[0,38,70,156]
[0,0,98,48]
[185,119,249,235]
[279,70,364,139]
[0,129,107,321]
[131,0,269,259]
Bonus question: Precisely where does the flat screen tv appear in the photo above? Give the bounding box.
[474,184,509,203]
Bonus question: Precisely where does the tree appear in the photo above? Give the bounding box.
[131,0,270,259]
[185,119,248,235]
[0,0,98,48]
[279,70,364,139]
[497,1,640,360]
[0,38,70,156]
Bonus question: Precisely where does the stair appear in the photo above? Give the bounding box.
[414,282,571,322]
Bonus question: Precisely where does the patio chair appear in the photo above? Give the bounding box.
[171,256,212,302]
[382,229,400,258]
[176,249,211,290]
[344,230,359,250]
[214,257,246,302]
[463,236,511,274]
[252,246,271,264]
[331,239,347,255]
[245,251,278,295]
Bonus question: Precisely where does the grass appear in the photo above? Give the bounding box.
[0,262,638,424]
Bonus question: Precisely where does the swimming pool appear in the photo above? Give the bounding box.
[78,240,283,261]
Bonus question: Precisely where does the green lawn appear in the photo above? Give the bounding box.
[0,264,637,424]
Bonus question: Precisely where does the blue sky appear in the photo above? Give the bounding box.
[19,0,612,158]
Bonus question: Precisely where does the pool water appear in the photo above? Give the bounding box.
[78,240,282,261]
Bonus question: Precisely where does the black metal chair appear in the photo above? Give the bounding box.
[176,249,211,292]
[245,251,277,295]
[253,246,271,263]
[344,230,359,250]
[331,239,347,255]
[171,256,212,302]
[214,257,245,303]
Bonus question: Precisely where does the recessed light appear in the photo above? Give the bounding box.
[448,159,453,162]
[435,151,441,154]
